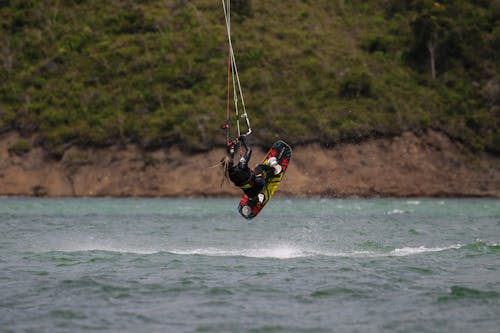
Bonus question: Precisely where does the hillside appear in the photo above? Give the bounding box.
[0,0,499,155]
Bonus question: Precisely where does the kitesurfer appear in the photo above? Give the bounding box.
[221,135,281,204]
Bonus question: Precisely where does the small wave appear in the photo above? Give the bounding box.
[169,246,309,259]
[461,239,500,253]
[310,287,367,298]
[390,245,461,256]
[168,247,392,259]
[44,245,161,255]
[167,245,463,259]
[386,209,410,215]
[438,286,499,302]
[39,242,475,259]
[38,244,316,259]
[48,244,464,259]
[406,200,421,205]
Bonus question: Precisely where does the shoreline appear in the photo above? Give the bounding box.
[1,130,499,198]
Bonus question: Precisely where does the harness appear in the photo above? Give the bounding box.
[240,168,267,198]
[239,173,255,189]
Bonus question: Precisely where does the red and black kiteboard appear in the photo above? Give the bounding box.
[238,140,292,220]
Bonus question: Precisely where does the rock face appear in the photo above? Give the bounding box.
[0,131,498,197]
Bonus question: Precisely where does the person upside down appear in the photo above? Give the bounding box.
[221,135,282,205]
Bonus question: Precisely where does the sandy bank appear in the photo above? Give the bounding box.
[0,130,498,197]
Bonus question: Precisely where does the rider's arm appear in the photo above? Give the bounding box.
[238,135,252,169]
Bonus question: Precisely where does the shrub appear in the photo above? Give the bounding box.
[339,70,373,99]
[8,139,31,156]
[362,35,392,54]
[231,0,252,18]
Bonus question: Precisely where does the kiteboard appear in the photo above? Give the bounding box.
[238,140,292,220]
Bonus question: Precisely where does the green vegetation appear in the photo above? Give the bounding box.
[0,0,498,154]
[8,138,31,156]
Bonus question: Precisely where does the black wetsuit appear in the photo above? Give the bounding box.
[228,136,270,198]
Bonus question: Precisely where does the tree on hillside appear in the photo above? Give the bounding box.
[406,0,448,79]
[405,0,495,79]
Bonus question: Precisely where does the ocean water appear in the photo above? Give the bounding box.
[0,198,499,333]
